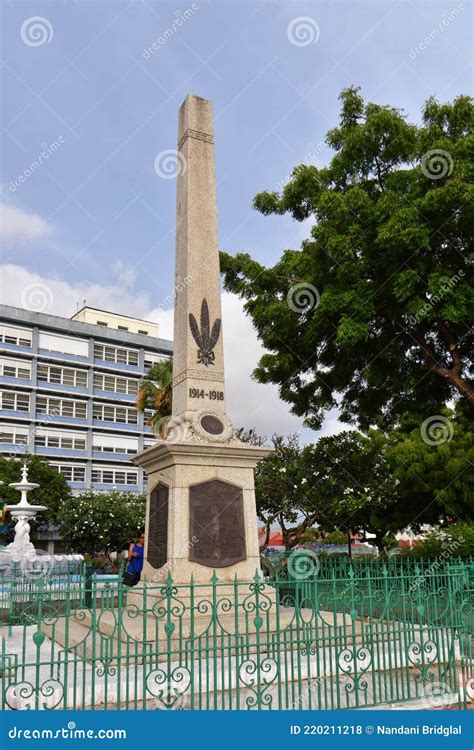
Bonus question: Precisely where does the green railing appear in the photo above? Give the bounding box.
[0,561,123,626]
[263,553,474,628]
[0,558,472,711]
[262,552,474,580]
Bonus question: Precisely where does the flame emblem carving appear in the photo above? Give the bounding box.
[189,298,221,367]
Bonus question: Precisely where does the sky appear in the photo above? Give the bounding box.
[0,0,472,440]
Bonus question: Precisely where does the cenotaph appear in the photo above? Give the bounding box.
[133,95,271,585]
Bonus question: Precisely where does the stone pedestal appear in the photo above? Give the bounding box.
[134,439,270,585]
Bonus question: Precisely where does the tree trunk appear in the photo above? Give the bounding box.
[414,330,474,404]
[372,531,386,553]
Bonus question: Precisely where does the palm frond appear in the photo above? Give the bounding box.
[200,299,210,349]
[209,318,221,350]
[189,313,201,348]
[135,357,173,425]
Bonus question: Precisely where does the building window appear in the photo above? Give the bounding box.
[143,409,154,426]
[92,434,138,454]
[97,321,108,327]
[38,332,88,357]
[0,391,30,412]
[91,466,138,485]
[0,325,32,348]
[93,343,139,367]
[144,353,168,369]
[36,395,87,419]
[118,325,128,331]
[35,430,86,451]
[138,330,148,335]
[37,363,88,388]
[0,425,29,445]
[93,373,138,395]
[51,464,86,482]
[92,402,138,425]
[0,357,31,379]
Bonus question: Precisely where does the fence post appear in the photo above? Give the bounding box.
[84,563,93,609]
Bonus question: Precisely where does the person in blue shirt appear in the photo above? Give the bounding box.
[124,531,145,586]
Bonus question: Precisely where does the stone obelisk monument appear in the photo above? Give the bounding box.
[133,95,271,584]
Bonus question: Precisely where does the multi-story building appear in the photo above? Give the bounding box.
[0,304,173,495]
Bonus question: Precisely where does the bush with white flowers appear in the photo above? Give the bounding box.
[57,491,146,557]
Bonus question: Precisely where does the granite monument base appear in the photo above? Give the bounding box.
[133,437,271,586]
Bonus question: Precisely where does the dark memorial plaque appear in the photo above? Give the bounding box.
[189,480,246,567]
[147,483,169,569]
[200,414,224,435]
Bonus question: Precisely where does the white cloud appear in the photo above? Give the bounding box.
[111,260,137,290]
[0,204,54,247]
[0,264,152,320]
[221,293,309,439]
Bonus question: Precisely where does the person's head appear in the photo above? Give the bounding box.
[137,531,145,545]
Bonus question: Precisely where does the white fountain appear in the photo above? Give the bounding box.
[0,463,83,577]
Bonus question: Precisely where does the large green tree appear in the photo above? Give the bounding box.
[221,88,473,430]
[0,454,71,524]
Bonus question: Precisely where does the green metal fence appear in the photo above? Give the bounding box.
[0,558,472,711]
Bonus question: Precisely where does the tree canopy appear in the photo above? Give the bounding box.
[387,403,473,524]
[254,410,472,551]
[221,88,473,430]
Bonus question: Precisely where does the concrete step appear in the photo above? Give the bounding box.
[46,606,361,648]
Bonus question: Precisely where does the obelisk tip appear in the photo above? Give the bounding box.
[178,94,214,139]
